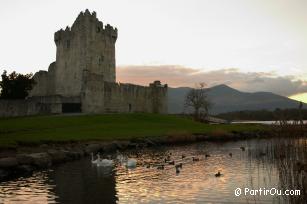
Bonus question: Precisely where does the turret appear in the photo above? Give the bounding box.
[54,9,117,47]
[53,9,118,96]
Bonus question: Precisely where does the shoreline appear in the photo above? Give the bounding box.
[0,129,273,182]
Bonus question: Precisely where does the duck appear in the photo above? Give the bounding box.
[192,157,200,161]
[215,171,222,177]
[205,154,210,158]
[175,163,183,169]
[229,153,232,157]
[164,155,171,163]
[157,164,164,170]
[168,161,175,165]
[175,166,180,174]
[240,146,245,151]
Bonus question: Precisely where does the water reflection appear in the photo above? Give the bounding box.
[0,171,57,204]
[0,138,306,203]
[50,160,117,204]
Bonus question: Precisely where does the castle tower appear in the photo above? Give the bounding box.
[53,9,117,96]
[28,9,167,115]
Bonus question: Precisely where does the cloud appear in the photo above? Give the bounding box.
[117,65,307,96]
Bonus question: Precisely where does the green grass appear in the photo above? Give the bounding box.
[0,113,266,148]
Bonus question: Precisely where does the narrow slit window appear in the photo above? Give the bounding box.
[66,40,70,48]
[98,55,104,65]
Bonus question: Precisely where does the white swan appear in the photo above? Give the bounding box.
[126,158,137,168]
[116,154,126,164]
[115,151,137,169]
[91,153,114,167]
[91,152,98,164]
[97,158,114,167]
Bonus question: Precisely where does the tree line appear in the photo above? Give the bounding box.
[0,70,35,99]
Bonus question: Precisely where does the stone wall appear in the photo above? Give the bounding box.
[81,70,104,113]
[0,96,81,118]
[103,82,167,113]
[79,70,167,114]
[0,99,55,118]
[0,100,30,117]
[29,62,56,97]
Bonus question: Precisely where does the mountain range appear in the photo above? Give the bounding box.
[168,84,305,114]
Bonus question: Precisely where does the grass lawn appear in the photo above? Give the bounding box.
[0,113,266,148]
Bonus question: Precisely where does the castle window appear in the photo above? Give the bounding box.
[96,27,101,33]
[66,40,70,48]
[98,55,104,65]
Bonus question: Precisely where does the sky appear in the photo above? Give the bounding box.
[0,0,306,102]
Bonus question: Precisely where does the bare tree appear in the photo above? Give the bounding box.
[184,83,211,121]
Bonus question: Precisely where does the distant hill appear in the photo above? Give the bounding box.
[168,84,305,114]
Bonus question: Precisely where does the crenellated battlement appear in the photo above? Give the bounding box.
[54,9,117,46]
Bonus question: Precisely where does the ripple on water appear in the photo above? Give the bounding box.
[0,171,58,204]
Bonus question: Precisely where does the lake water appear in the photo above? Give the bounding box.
[0,138,306,203]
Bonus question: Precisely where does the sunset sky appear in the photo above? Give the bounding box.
[0,0,306,102]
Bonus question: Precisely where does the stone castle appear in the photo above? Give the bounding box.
[0,9,167,117]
